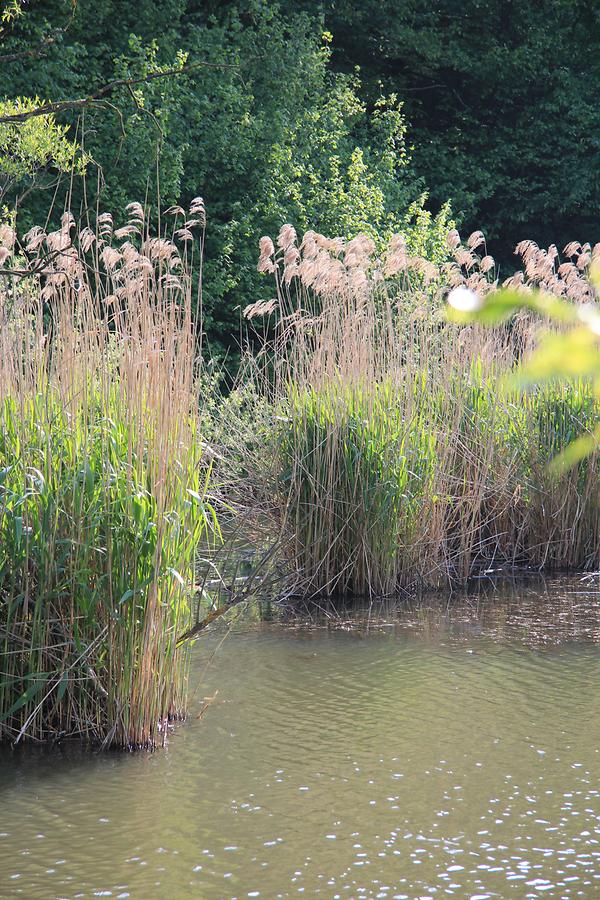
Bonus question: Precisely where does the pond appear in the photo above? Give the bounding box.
[1,576,600,898]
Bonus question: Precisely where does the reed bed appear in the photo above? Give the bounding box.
[0,200,217,748]
[245,226,600,597]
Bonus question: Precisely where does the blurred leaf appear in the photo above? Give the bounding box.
[549,425,600,474]
[512,328,600,384]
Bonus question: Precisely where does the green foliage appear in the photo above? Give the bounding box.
[279,380,436,596]
[0,0,452,351]
[0,388,210,747]
[320,0,600,263]
[258,83,452,256]
[0,96,86,198]
[2,0,598,341]
[1,1,25,27]
[450,277,600,468]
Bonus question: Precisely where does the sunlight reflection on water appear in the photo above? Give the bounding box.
[1,575,600,899]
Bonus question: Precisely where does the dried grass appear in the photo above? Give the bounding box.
[245,225,600,598]
[0,200,217,748]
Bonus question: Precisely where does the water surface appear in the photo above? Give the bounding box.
[1,576,600,898]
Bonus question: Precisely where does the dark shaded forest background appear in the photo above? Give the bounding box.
[1,0,598,352]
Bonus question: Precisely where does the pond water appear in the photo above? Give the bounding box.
[1,576,600,899]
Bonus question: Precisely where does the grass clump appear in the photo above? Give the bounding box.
[0,202,218,748]
[280,380,435,596]
[245,225,600,598]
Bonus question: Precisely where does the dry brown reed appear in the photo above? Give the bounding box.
[244,224,600,598]
[0,199,217,747]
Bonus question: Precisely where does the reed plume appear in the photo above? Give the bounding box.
[0,199,217,748]
[244,224,600,598]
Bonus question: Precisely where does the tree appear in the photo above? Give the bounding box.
[0,2,85,204]
[0,0,452,351]
[0,96,86,205]
[320,0,600,270]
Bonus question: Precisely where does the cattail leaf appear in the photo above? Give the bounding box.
[0,676,48,723]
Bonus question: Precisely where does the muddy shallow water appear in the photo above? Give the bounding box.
[1,576,600,898]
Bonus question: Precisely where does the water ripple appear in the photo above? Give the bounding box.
[1,575,600,898]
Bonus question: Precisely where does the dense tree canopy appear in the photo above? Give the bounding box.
[0,0,597,348]
[322,0,600,262]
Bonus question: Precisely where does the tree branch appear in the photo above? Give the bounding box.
[0,28,62,64]
[0,58,241,124]
[175,594,247,647]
